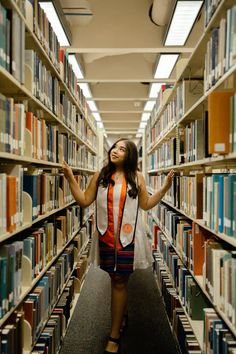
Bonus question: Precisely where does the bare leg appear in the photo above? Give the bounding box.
[104,274,129,353]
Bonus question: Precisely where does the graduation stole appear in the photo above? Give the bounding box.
[96,175,139,250]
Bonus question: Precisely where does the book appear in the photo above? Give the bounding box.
[208,91,234,154]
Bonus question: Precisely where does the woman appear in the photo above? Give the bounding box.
[62,138,174,354]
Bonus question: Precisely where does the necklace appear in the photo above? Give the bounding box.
[114,172,124,182]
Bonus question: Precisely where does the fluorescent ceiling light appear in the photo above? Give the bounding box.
[139,122,147,129]
[39,2,70,46]
[93,112,102,122]
[78,83,92,98]
[154,54,179,79]
[165,1,203,46]
[149,83,163,98]
[68,55,84,79]
[97,122,104,129]
[144,101,155,111]
[138,128,144,133]
[141,113,150,122]
[87,101,98,111]
[136,133,142,138]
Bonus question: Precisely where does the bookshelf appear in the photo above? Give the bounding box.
[0,0,97,352]
[146,0,236,353]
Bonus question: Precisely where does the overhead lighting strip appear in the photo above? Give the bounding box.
[165,1,203,46]
[39,1,70,46]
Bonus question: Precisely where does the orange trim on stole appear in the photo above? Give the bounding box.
[99,175,127,250]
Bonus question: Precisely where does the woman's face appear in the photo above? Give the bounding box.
[110,140,127,166]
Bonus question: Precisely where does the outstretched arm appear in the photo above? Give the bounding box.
[138,170,174,211]
[62,161,99,207]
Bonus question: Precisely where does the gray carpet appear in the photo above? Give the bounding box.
[59,266,180,354]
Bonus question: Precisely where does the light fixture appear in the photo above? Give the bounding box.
[39,1,70,46]
[136,133,143,138]
[68,55,84,79]
[93,112,102,122]
[141,113,150,122]
[87,101,98,111]
[78,83,92,98]
[144,101,155,111]
[97,122,104,129]
[149,83,163,98]
[165,1,203,46]
[139,122,147,129]
[154,54,179,79]
[138,128,144,133]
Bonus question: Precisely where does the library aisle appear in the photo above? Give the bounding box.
[60,266,179,354]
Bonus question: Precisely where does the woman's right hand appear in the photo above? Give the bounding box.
[62,161,74,181]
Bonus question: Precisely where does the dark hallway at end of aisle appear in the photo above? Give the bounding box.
[59,266,180,354]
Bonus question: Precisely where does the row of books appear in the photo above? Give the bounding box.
[202,173,236,236]
[0,3,96,132]
[0,165,24,234]
[0,4,25,84]
[25,49,60,116]
[59,49,82,105]
[148,91,236,159]
[0,94,97,159]
[154,241,211,319]
[0,239,91,354]
[31,276,77,354]
[26,0,76,103]
[203,308,236,354]
[153,250,236,353]
[147,113,207,170]
[0,98,25,156]
[25,2,95,127]
[146,80,203,149]
[0,164,78,234]
[148,208,209,275]
[34,249,90,354]
[149,84,174,125]
[148,172,236,237]
[149,210,236,329]
[26,49,97,136]
[73,144,97,171]
[0,208,89,318]
[23,244,76,344]
[153,251,202,353]
[148,173,204,220]
[23,170,73,221]
[25,0,60,72]
[204,5,236,91]
[204,0,221,27]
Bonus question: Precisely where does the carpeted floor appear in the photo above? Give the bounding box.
[59,266,180,354]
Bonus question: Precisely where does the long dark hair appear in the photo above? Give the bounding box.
[97,138,139,198]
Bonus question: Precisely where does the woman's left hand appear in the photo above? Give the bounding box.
[163,169,175,191]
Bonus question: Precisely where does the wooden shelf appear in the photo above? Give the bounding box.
[147,153,236,174]
[156,260,204,350]
[145,0,236,349]
[28,241,91,352]
[0,201,75,244]
[149,0,236,139]
[152,215,236,341]
[161,199,236,248]
[4,0,97,136]
[180,0,236,81]
[0,216,92,327]
[147,188,236,248]
[148,62,236,154]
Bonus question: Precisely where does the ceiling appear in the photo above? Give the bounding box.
[59,0,203,144]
